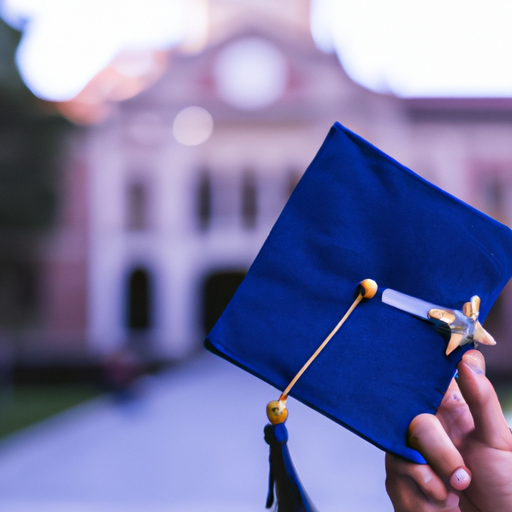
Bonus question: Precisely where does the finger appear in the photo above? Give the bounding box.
[436,377,474,444]
[385,453,461,511]
[385,452,449,502]
[457,350,512,449]
[409,413,471,491]
[386,483,460,512]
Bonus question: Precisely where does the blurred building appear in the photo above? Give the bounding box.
[26,1,512,374]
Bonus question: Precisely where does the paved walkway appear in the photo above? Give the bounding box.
[0,352,393,512]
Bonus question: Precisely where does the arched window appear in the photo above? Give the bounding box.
[126,182,150,230]
[127,267,152,330]
[197,169,212,230]
[241,170,257,228]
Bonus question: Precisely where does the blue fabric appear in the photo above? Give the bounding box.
[205,122,512,463]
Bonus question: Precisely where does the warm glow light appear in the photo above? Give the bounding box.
[311,0,512,97]
[0,0,189,101]
[173,106,214,146]
[50,50,169,124]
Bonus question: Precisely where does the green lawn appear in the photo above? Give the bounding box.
[497,386,512,418]
[0,385,101,439]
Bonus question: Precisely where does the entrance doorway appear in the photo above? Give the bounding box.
[202,270,246,334]
[127,267,152,330]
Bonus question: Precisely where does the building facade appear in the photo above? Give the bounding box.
[38,6,512,374]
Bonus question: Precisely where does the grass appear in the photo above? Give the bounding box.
[0,384,101,440]
[496,386,512,418]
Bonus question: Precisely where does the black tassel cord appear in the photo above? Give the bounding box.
[264,422,318,512]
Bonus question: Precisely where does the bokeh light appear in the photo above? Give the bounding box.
[172,106,214,146]
[213,37,288,110]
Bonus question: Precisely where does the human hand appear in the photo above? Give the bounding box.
[385,349,512,511]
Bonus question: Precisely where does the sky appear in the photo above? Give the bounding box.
[1,0,512,102]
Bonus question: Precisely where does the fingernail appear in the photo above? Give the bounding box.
[450,467,471,490]
[454,468,470,482]
[464,354,484,375]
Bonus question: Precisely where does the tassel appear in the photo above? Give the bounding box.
[262,281,378,511]
[264,401,318,512]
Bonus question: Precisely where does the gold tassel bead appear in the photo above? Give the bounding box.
[266,400,288,425]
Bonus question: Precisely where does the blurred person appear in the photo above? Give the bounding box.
[385,349,512,511]
[101,347,144,403]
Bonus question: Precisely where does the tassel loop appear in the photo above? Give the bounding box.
[263,280,377,511]
[280,279,378,400]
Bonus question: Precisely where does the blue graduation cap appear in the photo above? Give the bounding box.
[205,123,512,508]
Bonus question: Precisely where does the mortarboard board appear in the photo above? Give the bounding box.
[204,122,512,469]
